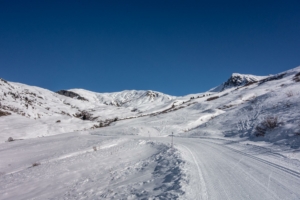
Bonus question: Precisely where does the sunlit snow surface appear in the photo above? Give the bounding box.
[1,67,300,199]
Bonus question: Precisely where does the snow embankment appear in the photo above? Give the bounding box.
[0,133,187,199]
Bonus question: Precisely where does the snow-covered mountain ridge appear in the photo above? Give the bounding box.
[2,66,300,199]
[210,73,267,92]
[0,78,182,141]
[68,89,175,109]
[1,66,300,147]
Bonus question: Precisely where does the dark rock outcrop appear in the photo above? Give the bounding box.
[56,90,88,101]
[0,110,11,117]
[222,73,259,91]
[259,73,286,85]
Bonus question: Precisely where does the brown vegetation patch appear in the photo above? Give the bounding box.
[255,116,281,137]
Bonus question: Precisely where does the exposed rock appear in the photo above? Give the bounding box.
[74,110,96,121]
[210,73,265,92]
[259,73,286,85]
[222,73,260,91]
[56,90,88,101]
[0,78,8,84]
[293,72,300,82]
[146,91,158,98]
[0,110,11,117]
[206,96,219,101]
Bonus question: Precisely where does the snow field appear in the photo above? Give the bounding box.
[0,133,187,200]
[1,66,300,199]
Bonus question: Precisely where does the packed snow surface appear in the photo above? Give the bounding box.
[1,66,300,199]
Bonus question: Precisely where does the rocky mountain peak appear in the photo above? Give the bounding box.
[221,73,264,91]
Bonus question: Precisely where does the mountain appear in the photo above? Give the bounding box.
[0,80,178,141]
[1,66,300,199]
[68,89,175,111]
[210,73,267,92]
[1,66,300,147]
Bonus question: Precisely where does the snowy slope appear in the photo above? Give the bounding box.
[186,67,300,147]
[79,66,300,149]
[0,80,177,142]
[69,89,176,112]
[0,133,187,199]
[1,67,300,146]
[1,66,300,199]
[0,79,101,141]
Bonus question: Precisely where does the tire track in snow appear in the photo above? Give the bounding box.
[180,144,208,200]
[203,140,300,178]
[197,140,297,200]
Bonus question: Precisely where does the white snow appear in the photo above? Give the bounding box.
[1,66,300,199]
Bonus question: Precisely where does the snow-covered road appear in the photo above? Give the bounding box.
[173,137,300,200]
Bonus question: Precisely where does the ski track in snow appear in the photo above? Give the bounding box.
[174,138,300,200]
[1,131,300,199]
[180,144,208,200]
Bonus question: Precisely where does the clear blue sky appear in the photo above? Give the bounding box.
[0,0,299,96]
